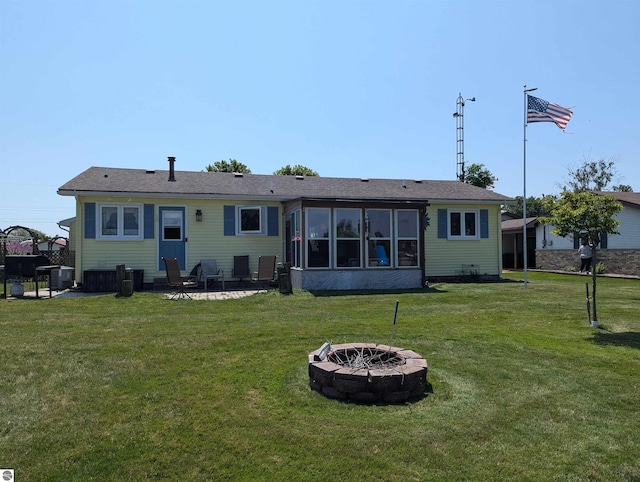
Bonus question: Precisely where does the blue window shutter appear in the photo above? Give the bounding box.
[600,233,608,249]
[267,206,279,236]
[437,209,447,238]
[85,203,96,239]
[144,204,154,239]
[480,209,489,238]
[224,206,235,236]
[573,235,580,249]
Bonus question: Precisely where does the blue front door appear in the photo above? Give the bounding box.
[159,207,187,269]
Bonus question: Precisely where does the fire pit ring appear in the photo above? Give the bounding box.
[308,342,428,403]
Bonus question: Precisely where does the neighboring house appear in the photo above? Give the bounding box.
[502,192,640,276]
[20,238,67,252]
[57,157,512,290]
[501,213,538,269]
[535,191,640,276]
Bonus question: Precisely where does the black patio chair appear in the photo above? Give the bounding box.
[162,257,197,299]
[253,255,277,289]
[232,255,250,288]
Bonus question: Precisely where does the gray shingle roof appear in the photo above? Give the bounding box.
[596,191,640,208]
[58,166,513,204]
[501,217,539,233]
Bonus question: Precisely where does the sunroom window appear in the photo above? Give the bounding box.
[307,208,330,268]
[335,208,361,267]
[366,209,391,267]
[396,210,419,266]
[289,209,302,268]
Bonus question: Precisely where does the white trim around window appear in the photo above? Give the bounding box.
[96,203,144,241]
[448,209,480,240]
[236,205,266,235]
[395,209,419,267]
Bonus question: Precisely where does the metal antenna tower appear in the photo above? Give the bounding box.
[453,93,475,182]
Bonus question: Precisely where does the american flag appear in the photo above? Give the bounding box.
[527,95,573,131]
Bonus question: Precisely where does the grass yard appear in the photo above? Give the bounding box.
[1,272,638,481]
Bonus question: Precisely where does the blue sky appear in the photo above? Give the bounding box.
[1,0,638,237]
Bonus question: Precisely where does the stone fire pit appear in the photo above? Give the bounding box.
[308,342,428,403]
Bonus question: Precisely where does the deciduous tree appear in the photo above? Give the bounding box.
[541,191,622,325]
[273,164,319,176]
[612,184,633,192]
[205,159,251,173]
[562,157,618,192]
[464,163,496,189]
[503,195,556,218]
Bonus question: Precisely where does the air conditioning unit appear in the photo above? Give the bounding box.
[49,267,74,290]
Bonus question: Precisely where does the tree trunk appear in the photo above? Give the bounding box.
[591,247,598,325]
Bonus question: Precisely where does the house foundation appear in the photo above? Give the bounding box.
[290,267,423,290]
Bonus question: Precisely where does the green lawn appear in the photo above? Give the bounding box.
[1,272,638,481]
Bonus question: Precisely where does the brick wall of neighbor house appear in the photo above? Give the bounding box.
[535,249,640,276]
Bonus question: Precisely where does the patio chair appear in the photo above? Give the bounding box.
[163,257,198,299]
[253,255,277,288]
[232,255,250,288]
[199,259,225,291]
[375,245,390,266]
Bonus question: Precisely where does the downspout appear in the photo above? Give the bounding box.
[421,203,429,286]
[75,195,83,286]
[497,207,503,277]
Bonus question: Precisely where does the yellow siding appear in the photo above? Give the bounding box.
[74,196,504,283]
[187,199,282,277]
[77,196,282,284]
[424,204,503,277]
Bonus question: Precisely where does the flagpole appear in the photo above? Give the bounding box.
[523,85,537,288]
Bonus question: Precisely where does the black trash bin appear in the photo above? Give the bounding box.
[277,263,292,294]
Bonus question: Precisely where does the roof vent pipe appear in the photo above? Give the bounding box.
[168,156,176,182]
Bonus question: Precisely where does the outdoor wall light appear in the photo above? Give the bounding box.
[195,209,203,222]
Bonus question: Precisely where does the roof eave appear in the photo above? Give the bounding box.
[57,189,293,202]
[429,199,512,205]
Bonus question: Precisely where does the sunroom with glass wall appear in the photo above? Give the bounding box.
[283,200,426,290]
